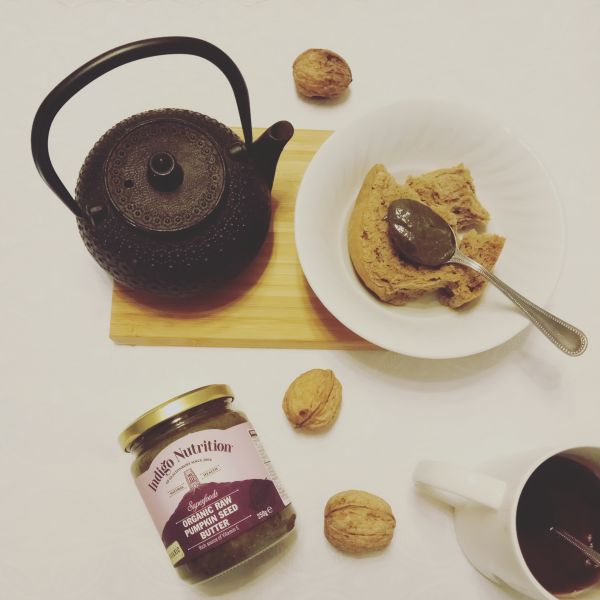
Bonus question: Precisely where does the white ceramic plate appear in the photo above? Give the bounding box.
[295,100,564,358]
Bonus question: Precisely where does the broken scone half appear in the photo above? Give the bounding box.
[348,163,505,308]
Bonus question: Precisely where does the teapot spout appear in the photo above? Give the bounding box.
[251,121,294,190]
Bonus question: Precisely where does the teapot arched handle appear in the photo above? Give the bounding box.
[31,37,254,218]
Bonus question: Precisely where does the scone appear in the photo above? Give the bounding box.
[348,164,505,308]
[406,163,490,229]
[440,230,506,308]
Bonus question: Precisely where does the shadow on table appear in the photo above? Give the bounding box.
[412,489,531,600]
[197,529,297,596]
[342,326,563,392]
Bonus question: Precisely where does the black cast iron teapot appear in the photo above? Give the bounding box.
[31,37,293,295]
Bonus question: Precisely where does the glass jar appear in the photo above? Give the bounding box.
[119,384,296,582]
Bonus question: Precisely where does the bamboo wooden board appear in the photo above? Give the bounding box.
[110,128,375,349]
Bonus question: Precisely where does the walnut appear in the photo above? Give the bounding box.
[293,49,352,98]
[283,368,342,431]
[324,490,396,554]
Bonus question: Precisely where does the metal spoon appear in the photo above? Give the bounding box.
[387,199,587,356]
[550,527,600,567]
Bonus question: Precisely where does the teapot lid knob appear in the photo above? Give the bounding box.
[147,152,183,192]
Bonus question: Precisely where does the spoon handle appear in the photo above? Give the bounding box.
[450,252,587,356]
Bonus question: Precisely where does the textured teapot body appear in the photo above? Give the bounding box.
[76,109,271,294]
[31,37,292,296]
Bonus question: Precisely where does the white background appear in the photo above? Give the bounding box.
[2,1,599,598]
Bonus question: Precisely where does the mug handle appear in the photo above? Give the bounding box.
[31,36,253,217]
[414,460,506,509]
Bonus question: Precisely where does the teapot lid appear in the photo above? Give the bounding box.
[104,112,226,232]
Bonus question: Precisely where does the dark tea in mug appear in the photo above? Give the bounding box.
[517,454,600,596]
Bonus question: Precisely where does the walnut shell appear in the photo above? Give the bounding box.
[324,490,396,554]
[283,368,342,431]
[293,49,352,98]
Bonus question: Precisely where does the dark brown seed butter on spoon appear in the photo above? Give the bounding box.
[387,199,456,267]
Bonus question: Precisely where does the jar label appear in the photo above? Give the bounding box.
[135,422,290,566]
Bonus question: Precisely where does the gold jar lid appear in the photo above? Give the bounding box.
[119,384,234,452]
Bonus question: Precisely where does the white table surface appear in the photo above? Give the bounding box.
[2,1,599,598]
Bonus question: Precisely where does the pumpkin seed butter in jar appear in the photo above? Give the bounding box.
[119,385,296,582]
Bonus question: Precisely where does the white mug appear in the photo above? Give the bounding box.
[414,444,600,600]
